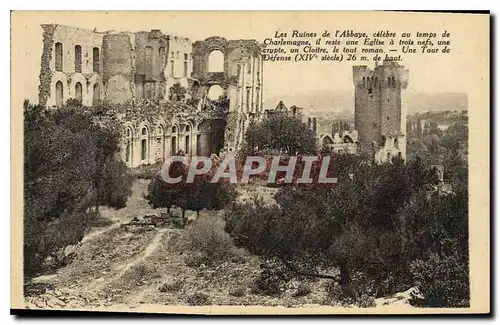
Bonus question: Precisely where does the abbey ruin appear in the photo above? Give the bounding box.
[37,24,408,167]
[38,24,263,167]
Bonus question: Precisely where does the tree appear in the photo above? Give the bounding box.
[225,155,449,300]
[145,157,237,218]
[441,123,468,152]
[244,114,317,154]
[23,102,133,276]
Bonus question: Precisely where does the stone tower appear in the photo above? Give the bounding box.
[353,60,409,161]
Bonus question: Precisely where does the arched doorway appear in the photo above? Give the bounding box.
[171,125,178,155]
[93,83,101,106]
[322,135,334,150]
[197,119,226,156]
[55,81,64,107]
[75,82,83,104]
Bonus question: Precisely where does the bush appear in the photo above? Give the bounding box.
[186,292,211,306]
[409,253,470,307]
[229,287,246,297]
[159,279,184,293]
[324,272,376,308]
[250,258,292,296]
[183,215,238,266]
[23,103,133,277]
[292,282,312,297]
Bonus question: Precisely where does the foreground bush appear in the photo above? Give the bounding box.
[324,272,376,308]
[24,102,133,276]
[225,155,469,305]
[183,215,239,266]
[409,253,470,307]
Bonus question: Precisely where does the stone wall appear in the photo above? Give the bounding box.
[353,61,409,158]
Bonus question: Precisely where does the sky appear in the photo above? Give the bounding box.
[12,11,488,106]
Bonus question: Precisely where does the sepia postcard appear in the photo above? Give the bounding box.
[10,11,490,315]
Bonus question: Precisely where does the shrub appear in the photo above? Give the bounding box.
[183,215,238,266]
[159,279,184,293]
[229,287,246,297]
[292,282,312,297]
[324,273,376,308]
[409,253,470,307]
[186,292,211,306]
[250,258,292,296]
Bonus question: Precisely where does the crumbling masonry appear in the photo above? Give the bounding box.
[38,24,264,167]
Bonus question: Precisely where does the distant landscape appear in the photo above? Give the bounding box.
[263,89,468,124]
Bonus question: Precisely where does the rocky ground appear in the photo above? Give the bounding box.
[24,179,415,312]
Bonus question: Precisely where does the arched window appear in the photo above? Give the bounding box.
[75,82,82,103]
[55,81,63,107]
[55,42,63,71]
[125,127,134,164]
[141,127,148,161]
[74,45,82,73]
[155,125,165,161]
[93,83,100,106]
[183,53,188,77]
[171,126,178,154]
[93,47,100,73]
[208,50,224,72]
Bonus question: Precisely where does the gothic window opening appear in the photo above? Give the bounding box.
[55,42,63,71]
[74,45,82,73]
[126,127,133,164]
[170,60,175,77]
[141,127,148,162]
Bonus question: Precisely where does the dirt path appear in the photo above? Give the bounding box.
[24,179,414,311]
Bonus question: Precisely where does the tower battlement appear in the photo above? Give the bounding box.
[353,60,409,89]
